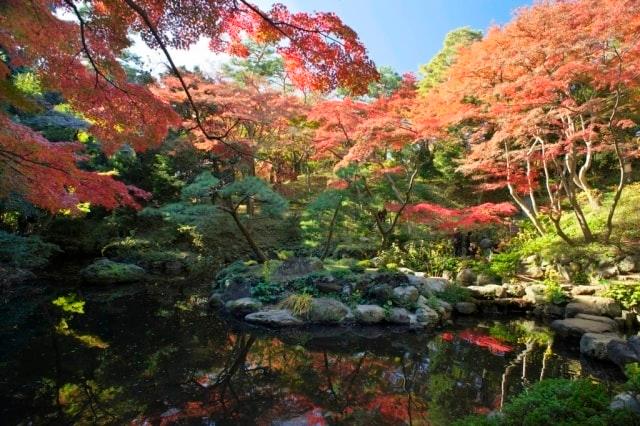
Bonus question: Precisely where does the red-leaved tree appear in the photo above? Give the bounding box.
[0,0,377,213]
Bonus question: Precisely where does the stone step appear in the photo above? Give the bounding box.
[551,317,618,338]
[565,296,622,318]
[580,332,624,360]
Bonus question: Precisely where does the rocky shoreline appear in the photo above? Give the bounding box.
[206,256,640,375]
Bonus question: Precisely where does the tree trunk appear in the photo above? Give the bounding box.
[507,182,545,236]
[505,142,545,236]
[229,209,267,262]
[539,138,574,245]
[322,199,342,259]
[246,157,256,216]
[604,133,626,243]
[560,172,593,243]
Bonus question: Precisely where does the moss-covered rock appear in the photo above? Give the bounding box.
[80,259,146,285]
[307,297,351,323]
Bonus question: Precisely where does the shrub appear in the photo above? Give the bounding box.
[376,240,459,276]
[604,283,640,311]
[624,363,640,394]
[501,379,615,425]
[250,281,284,304]
[215,260,250,285]
[0,231,60,269]
[438,283,471,304]
[543,271,568,304]
[455,378,637,426]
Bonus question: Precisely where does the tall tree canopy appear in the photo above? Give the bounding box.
[0,0,377,213]
[414,0,640,243]
[417,27,482,95]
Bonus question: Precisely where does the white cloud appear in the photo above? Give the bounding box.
[127,34,231,78]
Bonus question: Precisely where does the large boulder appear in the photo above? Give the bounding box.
[565,296,622,318]
[610,392,640,415]
[313,275,343,293]
[523,284,546,305]
[80,259,145,285]
[387,307,411,324]
[421,277,449,293]
[596,259,619,279]
[551,317,617,338]
[225,298,262,317]
[607,336,640,368]
[580,333,624,360]
[617,256,638,274]
[208,292,224,309]
[455,301,477,315]
[456,268,477,286]
[571,285,600,296]
[467,285,506,299]
[354,305,386,324]
[272,257,323,282]
[392,286,419,307]
[415,306,440,326]
[434,299,453,320]
[367,283,393,303]
[307,298,351,324]
[503,283,526,298]
[245,309,303,327]
[523,263,545,280]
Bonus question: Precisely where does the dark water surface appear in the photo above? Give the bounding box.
[0,282,624,425]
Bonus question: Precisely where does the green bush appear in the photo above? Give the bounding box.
[0,231,60,268]
[376,240,459,276]
[543,271,568,304]
[604,283,640,311]
[215,260,250,285]
[250,280,284,304]
[625,363,640,394]
[438,283,471,304]
[455,378,639,426]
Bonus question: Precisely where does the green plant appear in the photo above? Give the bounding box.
[280,293,313,316]
[0,230,60,269]
[438,283,471,304]
[384,262,399,271]
[604,283,640,311]
[376,240,459,276]
[342,289,364,307]
[543,271,568,304]
[261,259,280,283]
[276,250,294,260]
[382,300,393,318]
[425,294,442,310]
[572,270,591,286]
[624,362,640,393]
[455,378,637,426]
[215,260,250,285]
[250,280,284,304]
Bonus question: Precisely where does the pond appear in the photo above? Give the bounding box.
[0,282,625,425]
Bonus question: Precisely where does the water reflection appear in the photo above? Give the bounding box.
[0,288,624,425]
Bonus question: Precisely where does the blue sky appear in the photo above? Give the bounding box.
[132,0,531,76]
[254,0,531,74]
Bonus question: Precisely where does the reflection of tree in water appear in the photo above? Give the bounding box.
[3,292,609,426]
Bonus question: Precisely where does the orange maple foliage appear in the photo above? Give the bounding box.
[412,0,640,236]
[0,0,377,212]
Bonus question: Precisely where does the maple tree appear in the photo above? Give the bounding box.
[414,0,640,243]
[310,73,515,247]
[0,0,377,213]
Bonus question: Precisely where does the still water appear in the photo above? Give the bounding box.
[0,283,624,425]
